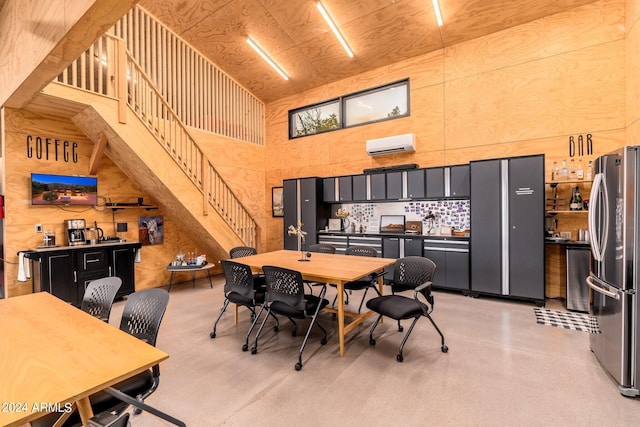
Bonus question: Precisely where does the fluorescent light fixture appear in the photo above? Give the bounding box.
[246,37,289,80]
[316,2,354,58]
[432,0,443,26]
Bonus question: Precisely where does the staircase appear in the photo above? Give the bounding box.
[36,35,258,261]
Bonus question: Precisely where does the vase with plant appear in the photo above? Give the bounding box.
[287,221,309,261]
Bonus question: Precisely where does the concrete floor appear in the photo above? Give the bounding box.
[110,275,640,426]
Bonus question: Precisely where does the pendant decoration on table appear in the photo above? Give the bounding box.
[288,221,309,261]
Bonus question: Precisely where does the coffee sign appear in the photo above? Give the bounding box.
[26,135,79,163]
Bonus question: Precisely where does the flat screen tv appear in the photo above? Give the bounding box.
[379,215,405,233]
[31,173,98,206]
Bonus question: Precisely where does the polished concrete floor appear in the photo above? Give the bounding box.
[110,275,640,426]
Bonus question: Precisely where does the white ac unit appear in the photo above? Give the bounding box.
[366,133,415,156]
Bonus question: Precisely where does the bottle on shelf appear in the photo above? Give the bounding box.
[586,160,593,180]
[569,159,576,180]
[576,158,584,180]
[570,186,583,211]
[551,161,559,181]
[561,159,569,181]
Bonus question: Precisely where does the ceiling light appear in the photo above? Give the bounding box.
[246,37,289,80]
[432,0,443,26]
[316,2,354,58]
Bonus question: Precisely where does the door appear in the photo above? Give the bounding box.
[508,155,544,300]
[46,253,77,305]
[470,159,502,294]
[386,172,403,200]
[352,174,367,201]
[426,168,444,198]
[407,169,426,199]
[370,173,386,200]
[449,165,470,198]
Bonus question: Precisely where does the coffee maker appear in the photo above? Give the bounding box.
[65,219,87,246]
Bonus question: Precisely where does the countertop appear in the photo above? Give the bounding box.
[544,238,590,247]
[22,241,141,254]
[318,230,469,240]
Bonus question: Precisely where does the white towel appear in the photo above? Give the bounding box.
[17,252,28,282]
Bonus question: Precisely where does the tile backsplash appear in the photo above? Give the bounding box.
[334,199,470,234]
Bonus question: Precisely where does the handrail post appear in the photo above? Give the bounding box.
[202,156,209,216]
[117,39,127,124]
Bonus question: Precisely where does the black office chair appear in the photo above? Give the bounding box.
[366,257,448,362]
[210,260,279,351]
[229,246,257,258]
[230,245,265,289]
[331,246,383,313]
[305,243,336,294]
[252,266,329,371]
[80,276,122,322]
[32,289,171,427]
[308,243,336,254]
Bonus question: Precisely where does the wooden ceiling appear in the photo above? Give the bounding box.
[140,0,599,103]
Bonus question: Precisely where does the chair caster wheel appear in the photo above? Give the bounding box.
[242,344,248,352]
[291,331,297,337]
[251,347,257,355]
[369,338,376,346]
[396,354,404,362]
[273,326,279,332]
[441,345,449,353]
[320,337,327,345]
[133,407,142,415]
[210,332,216,338]
[398,326,404,332]
[295,362,302,371]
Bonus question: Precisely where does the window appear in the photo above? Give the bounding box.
[290,99,340,138]
[344,80,409,127]
[288,79,409,139]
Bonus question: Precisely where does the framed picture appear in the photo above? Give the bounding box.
[139,215,164,245]
[272,187,284,217]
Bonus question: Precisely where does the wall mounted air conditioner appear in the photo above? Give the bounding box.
[366,133,415,156]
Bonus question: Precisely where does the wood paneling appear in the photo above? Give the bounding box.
[263,0,626,252]
[2,107,212,297]
[139,0,601,103]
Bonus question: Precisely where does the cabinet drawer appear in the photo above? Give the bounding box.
[348,236,382,255]
[78,250,108,272]
[318,235,348,254]
[423,239,469,252]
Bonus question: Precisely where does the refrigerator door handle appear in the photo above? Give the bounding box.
[588,172,609,262]
[586,275,620,299]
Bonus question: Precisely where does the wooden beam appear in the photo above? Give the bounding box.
[89,132,108,175]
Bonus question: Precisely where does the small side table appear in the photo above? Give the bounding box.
[167,263,215,292]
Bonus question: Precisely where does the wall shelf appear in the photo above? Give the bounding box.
[106,203,158,212]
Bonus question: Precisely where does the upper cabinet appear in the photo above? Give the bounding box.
[449,165,470,198]
[406,169,426,199]
[426,168,445,198]
[322,164,471,204]
[370,173,386,200]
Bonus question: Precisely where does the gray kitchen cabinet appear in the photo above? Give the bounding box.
[323,177,337,202]
[423,239,469,291]
[407,169,426,199]
[352,174,367,201]
[449,164,470,198]
[284,177,329,250]
[386,171,403,200]
[338,176,353,201]
[426,167,445,198]
[470,155,544,303]
[370,173,386,200]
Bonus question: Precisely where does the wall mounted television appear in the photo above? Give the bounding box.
[31,173,98,206]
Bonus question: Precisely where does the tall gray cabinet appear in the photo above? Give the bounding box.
[470,155,545,303]
[283,177,330,250]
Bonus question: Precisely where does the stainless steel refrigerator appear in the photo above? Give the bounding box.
[587,146,640,397]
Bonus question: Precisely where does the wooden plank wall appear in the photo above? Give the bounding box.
[264,0,628,299]
[2,108,207,297]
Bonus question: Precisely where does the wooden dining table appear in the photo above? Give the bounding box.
[233,249,396,357]
[0,292,169,427]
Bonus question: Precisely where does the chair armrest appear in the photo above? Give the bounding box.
[414,281,434,315]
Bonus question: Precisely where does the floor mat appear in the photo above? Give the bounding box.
[534,308,601,334]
